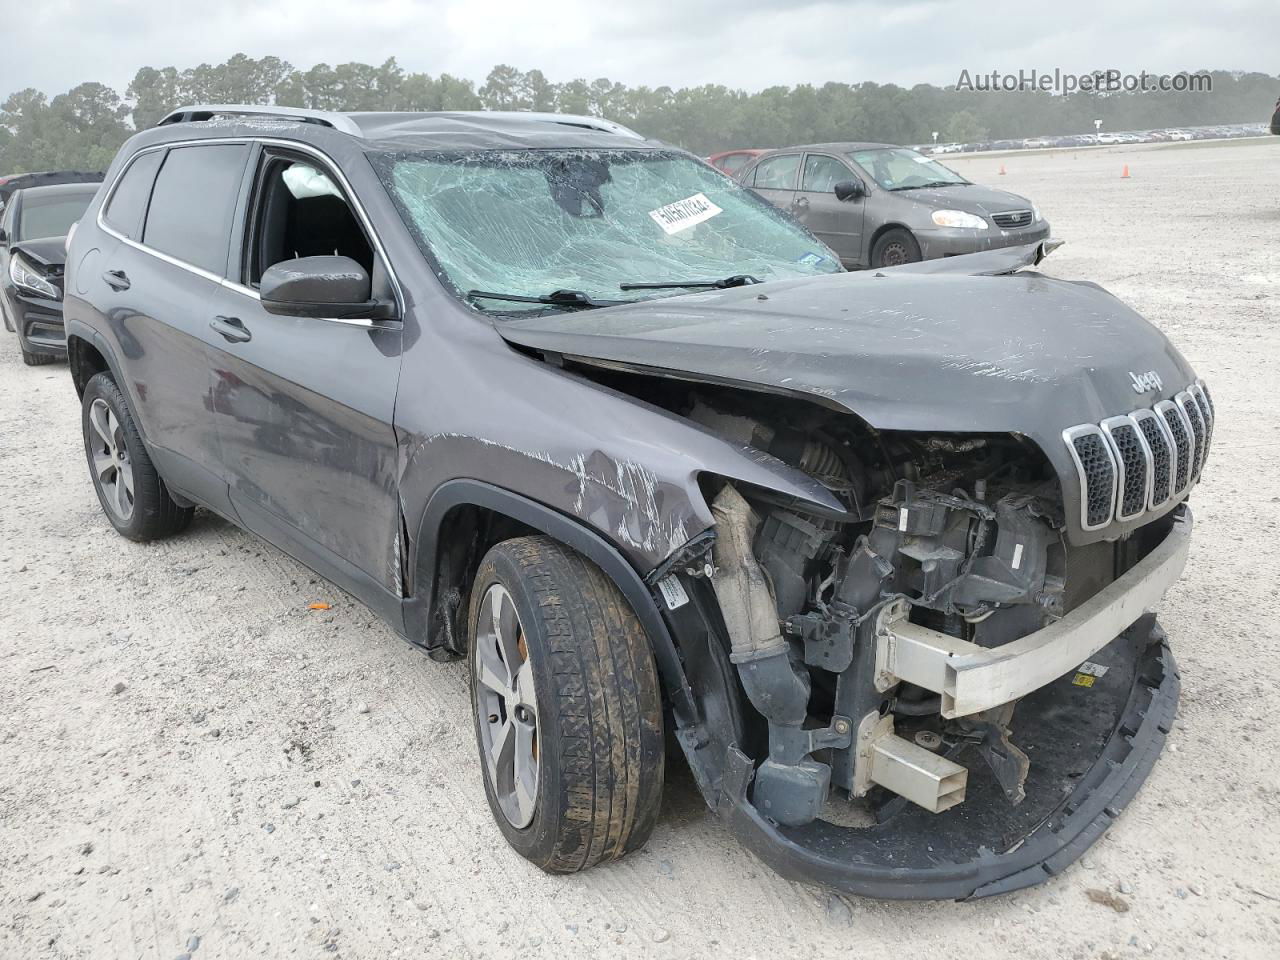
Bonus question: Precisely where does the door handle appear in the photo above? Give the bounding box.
[102,269,130,291]
[793,196,810,210]
[210,315,252,344]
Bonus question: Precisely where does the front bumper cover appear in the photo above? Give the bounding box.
[5,288,67,357]
[716,624,1178,899]
[915,221,1051,260]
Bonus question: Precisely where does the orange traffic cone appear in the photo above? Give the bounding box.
[998,164,1007,175]
[1121,164,1131,178]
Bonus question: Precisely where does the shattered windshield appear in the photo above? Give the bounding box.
[372,149,843,313]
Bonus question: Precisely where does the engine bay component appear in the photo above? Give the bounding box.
[631,386,1192,890]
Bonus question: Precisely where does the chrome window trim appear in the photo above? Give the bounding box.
[95,135,404,326]
[1062,423,1118,531]
[1154,399,1194,496]
[1100,414,1153,522]
[1131,408,1175,509]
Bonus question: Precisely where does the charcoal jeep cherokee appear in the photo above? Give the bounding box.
[63,105,1210,900]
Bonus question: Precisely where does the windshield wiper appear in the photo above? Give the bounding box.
[619,274,762,291]
[890,180,965,191]
[467,288,624,309]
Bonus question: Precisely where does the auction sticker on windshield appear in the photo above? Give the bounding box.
[649,193,723,235]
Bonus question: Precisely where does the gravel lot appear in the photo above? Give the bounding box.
[2,137,1279,959]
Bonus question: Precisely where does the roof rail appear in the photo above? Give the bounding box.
[157,105,364,137]
[473,111,646,140]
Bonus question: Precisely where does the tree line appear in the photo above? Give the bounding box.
[1,55,1275,173]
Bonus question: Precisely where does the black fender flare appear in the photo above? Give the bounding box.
[404,478,698,724]
[65,318,136,412]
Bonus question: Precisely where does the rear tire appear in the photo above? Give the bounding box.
[468,535,664,873]
[871,228,922,268]
[81,371,194,541]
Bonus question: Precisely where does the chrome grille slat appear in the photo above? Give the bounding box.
[1189,381,1213,471]
[1063,424,1118,531]
[1100,416,1151,521]
[1155,399,1193,495]
[1176,391,1206,480]
[1132,409,1173,507]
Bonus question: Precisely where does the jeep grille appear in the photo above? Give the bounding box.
[1063,380,1212,531]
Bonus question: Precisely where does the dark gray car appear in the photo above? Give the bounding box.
[739,142,1050,268]
[62,106,1206,901]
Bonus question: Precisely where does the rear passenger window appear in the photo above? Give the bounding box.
[104,150,164,240]
[752,155,800,190]
[143,144,249,275]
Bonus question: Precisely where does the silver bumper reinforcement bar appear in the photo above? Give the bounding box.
[875,509,1192,719]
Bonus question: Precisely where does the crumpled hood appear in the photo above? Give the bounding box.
[498,269,1195,436]
[11,236,68,269]
[498,267,1198,544]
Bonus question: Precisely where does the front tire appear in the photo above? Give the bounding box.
[468,535,664,873]
[871,227,922,267]
[81,371,193,541]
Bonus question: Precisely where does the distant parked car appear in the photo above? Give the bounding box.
[1271,98,1280,135]
[0,170,102,215]
[706,149,766,176]
[0,180,101,364]
[738,142,1049,268]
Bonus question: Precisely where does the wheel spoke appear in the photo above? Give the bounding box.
[92,450,116,483]
[489,716,515,778]
[493,591,523,675]
[114,469,131,516]
[512,717,538,823]
[89,402,113,451]
[120,462,135,500]
[513,659,537,709]
[107,409,122,450]
[475,639,511,696]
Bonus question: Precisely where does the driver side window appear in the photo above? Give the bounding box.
[245,152,374,287]
[802,155,852,193]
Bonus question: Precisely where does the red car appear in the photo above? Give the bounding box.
[706,149,766,176]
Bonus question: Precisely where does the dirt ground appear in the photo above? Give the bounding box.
[2,137,1278,960]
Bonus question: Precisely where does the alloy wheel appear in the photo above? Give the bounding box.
[473,583,540,828]
[88,398,135,521]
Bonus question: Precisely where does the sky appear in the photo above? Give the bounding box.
[0,0,1275,98]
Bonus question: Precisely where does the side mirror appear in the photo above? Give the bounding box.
[834,180,865,201]
[260,256,396,320]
